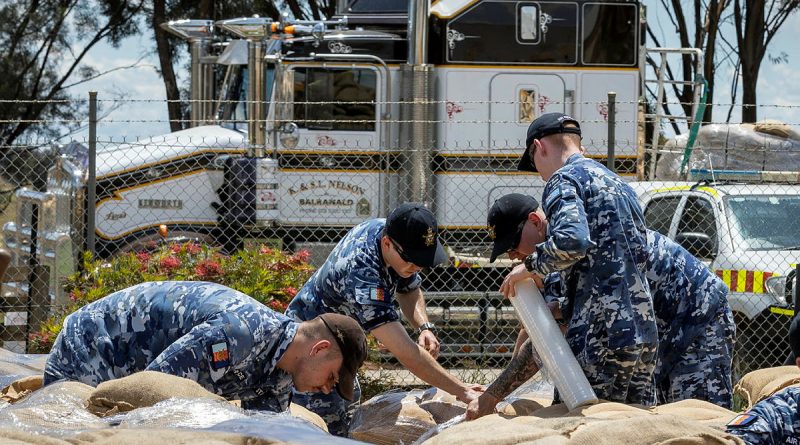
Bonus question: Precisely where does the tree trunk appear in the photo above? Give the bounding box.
[152,0,183,132]
[740,64,760,123]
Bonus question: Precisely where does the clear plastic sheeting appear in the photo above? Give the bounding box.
[207,415,363,444]
[350,388,468,445]
[0,381,106,436]
[0,349,47,388]
[111,398,249,429]
[655,122,800,179]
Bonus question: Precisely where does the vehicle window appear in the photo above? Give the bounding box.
[448,2,578,64]
[582,3,638,66]
[726,195,800,250]
[518,5,540,42]
[644,196,681,236]
[293,68,376,131]
[678,197,717,239]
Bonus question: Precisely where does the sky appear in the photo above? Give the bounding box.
[63,2,800,142]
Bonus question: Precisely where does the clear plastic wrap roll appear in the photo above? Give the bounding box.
[511,278,598,410]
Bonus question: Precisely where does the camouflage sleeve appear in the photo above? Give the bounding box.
[542,273,563,305]
[146,318,249,384]
[397,273,422,294]
[533,178,596,275]
[350,272,400,332]
[240,393,288,412]
[727,390,798,444]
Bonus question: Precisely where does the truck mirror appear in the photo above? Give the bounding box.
[675,232,717,260]
[280,122,299,149]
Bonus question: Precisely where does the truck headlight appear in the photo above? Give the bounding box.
[766,275,787,305]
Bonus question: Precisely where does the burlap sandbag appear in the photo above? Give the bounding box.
[350,391,436,445]
[754,119,800,140]
[566,413,745,445]
[421,413,576,445]
[64,429,281,445]
[651,399,736,425]
[84,371,225,417]
[733,365,800,408]
[0,430,71,445]
[418,388,466,424]
[289,402,328,432]
[1,375,44,403]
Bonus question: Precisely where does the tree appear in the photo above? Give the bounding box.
[732,0,799,122]
[0,0,146,147]
[150,0,335,132]
[646,0,730,129]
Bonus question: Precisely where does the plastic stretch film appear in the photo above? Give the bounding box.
[511,278,598,410]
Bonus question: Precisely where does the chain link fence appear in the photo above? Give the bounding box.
[1,94,799,387]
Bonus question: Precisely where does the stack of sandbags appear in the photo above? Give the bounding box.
[734,365,800,409]
[420,401,744,445]
[350,388,466,445]
[84,371,226,416]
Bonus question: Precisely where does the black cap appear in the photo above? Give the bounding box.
[518,112,581,172]
[487,194,540,263]
[385,203,447,268]
[318,313,368,401]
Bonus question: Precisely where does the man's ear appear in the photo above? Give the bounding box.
[795,356,800,370]
[528,211,544,228]
[310,339,332,356]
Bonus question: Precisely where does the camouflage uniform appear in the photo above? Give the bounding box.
[286,218,421,436]
[544,229,735,408]
[726,386,800,444]
[44,281,298,412]
[647,230,735,408]
[530,154,657,405]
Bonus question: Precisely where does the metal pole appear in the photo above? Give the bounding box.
[87,92,97,257]
[607,91,616,173]
[794,264,799,317]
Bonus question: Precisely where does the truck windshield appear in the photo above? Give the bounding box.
[725,195,800,250]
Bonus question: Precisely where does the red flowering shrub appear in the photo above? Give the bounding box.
[28,241,314,352]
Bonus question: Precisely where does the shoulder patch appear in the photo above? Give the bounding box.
[369,287,386,302]
[210,341,231,370]
[727,413,759,428]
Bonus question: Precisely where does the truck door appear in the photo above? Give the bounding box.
[281,64,384,152]
[273,64,394,226]
[488,74,566,154]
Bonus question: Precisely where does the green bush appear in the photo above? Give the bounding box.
[28,242,314,353]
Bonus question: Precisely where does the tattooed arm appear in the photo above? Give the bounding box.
[465,338,542,420]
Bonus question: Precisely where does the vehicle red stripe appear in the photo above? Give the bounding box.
[730,270,739,292]
[745,270,755,293]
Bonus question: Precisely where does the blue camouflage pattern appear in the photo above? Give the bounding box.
[647,230,735,408]
[530,154,657,406]
[286,218,420,436]
[727,386,800,445]
[43,281,298,412]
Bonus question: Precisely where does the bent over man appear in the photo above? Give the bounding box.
[44,280,367,412]
[287,203,482,435]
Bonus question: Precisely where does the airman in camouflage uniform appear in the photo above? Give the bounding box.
[287,204,482,436]
[727,317,800,444]
[469,114,657,420]
[44,281,367,412]
[646,229,734,408]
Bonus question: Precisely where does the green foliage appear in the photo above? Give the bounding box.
[28,242,313,352]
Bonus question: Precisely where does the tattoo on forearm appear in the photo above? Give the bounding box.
[486,339,541,400]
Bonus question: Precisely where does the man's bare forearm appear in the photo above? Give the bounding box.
[486,338,541,400]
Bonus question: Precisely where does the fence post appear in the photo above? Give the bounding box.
[25,265,49,353]
[88,92,97,257]
[794,264,799,317]
[607,91,616,173]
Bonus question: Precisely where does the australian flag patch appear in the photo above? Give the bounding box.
[210,341,231,370]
